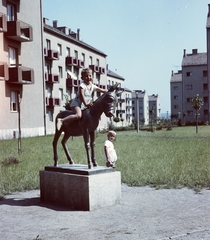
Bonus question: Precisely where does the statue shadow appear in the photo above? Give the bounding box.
[0,194,78,212]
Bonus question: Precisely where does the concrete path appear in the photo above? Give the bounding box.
[1,184,210,240]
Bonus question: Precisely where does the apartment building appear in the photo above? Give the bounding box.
[148,94,161,122]
[0,1,135,140]
[170,49,208,123]
[43,19,108,133]
[107,69,132,127]
[0,0,44,140]
[206,4,210,122]
[170,70,182,120]
[132,90,149,125]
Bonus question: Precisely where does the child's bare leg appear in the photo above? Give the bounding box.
[57,107,82,130]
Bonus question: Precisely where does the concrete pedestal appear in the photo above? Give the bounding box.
[40,164,121,211]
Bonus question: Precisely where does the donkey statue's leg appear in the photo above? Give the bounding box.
[52,129,62,166]
[90,131,97,167]
[61,132,74,165]
[83,129,93,169]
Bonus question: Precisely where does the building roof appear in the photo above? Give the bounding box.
[107,69,124,80]
[148,94,158,101]
[182,50,207,66]
[44,23,107,57]
[170,71,182,83]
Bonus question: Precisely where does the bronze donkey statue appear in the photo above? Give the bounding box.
[52,83,119,169]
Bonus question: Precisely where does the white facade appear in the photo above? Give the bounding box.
[0,0,44,139]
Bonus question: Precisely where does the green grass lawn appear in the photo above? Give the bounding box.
[0,125,210,196]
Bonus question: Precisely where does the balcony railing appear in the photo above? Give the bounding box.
[46,97,61,107]
[66,57,78,66]
[116,110,125,114]
[0,62,9,80]
[45,73,60,83]
[66,78,81,87]
[44,49,59,60]
[5,20,33,42]
[0,13,7,32]
[118,99,125,103]
[8,65,34,84]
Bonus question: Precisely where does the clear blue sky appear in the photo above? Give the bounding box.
[42,0,210,113]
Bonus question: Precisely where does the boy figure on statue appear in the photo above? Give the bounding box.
[104,130,117,168]
[57,68,107,130]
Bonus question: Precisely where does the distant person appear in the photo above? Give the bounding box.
[57,68,107,130]
[104,130,117,168]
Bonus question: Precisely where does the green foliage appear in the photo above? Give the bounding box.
[0,126,210,196]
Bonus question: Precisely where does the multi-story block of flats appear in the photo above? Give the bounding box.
[170,49,208,123]
[43,19,109,134]
[0,0,44,139]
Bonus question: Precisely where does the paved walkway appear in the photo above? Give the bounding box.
[1,184,210,240]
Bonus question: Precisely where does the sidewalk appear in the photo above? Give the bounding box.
[1,184,210,240]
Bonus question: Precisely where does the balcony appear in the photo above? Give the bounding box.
[46,97,61,107]
[89,64,99,72]
[118,98,125,103]
[116,110,125,114]
[126,106,132,109]
[99,67,105,74]
[66,57,78,66]
[0,13,7,32]
[0,62,9,80]
[78,59,85,68]
[5,20,33,42]
[8,65,34,84]
[45,49,59,60]
[126,114,132,117]
[66,78,80,87]
[45,73,60,83]
[96,84,106,90]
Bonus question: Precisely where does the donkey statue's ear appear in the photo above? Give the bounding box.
[108,83,120,92]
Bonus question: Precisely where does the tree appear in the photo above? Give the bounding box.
[191,94,203,134]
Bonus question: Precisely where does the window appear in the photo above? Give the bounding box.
[173,86,178,90]
[204,97,208,103]
[47,86,52,98]
[203,83,208,90]
[186,72,192,77]
[187,110,193,116]
[58,66,63,78]
[7,3,15,21]
[8,47,17,66]
[46,39,51,50]
[187,97,192,102]
[89,56,92,65]
[74,68,79,78]
[74,50,78,59]
[10,91,18,112]
[174,105,178,109]
[46,62,51,74]
[59,89,63,101]
[66,47,70,57]
[203,70,208,77]
[47,109,53,122]
[174,95,178,99]
[58,44,62,56]
[96,73,100,84]
[186,85,192,90]
[96,59,99,66]
[82,53,85,62]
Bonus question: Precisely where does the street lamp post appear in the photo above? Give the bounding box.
[135,90,140,133]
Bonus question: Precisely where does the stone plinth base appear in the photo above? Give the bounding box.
[40,164,121,211]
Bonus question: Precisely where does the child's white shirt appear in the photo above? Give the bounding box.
[104,139,117,164]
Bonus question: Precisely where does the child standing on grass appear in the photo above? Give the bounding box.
[104,130,117,168]
[57,68,107,130]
